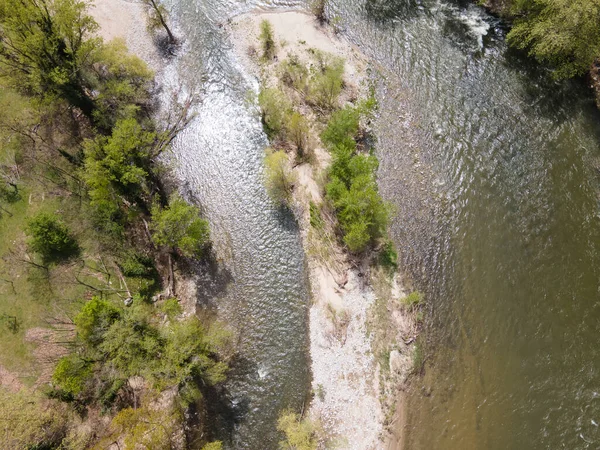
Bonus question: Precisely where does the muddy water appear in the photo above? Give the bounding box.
[166,0,600,448]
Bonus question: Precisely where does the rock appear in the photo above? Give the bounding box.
[124,297,133,307]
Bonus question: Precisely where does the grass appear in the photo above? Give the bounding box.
[401,291,423,309]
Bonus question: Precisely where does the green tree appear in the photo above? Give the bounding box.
[83,118,156,229]
[74,297,121,346]
[52,354,92,396]
[258,87,290,139]
[507,0,600,79]
[287,112,310,158]
[277,410,318,450]
[26,212,79,262]
[0,0,99,116]
[308,53,344,110]
[264,148,296,205]
[150,193,210,258]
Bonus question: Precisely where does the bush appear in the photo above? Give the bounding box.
[26,213,79,262]
[402,291,423,308]
[264,148,296,205]
[321,106,361,149]
[52,355,92,396]
[150,193,210,258]
[379,240,398,270]
[287,111,310,157]
[310,0,328,23]
[74,297,122,346]
[308,53,344,110]
[279,55,309,92]
[277,409,318,450]
[258,87,290,139]
[322,107,389,253]
[259,20,276,60]
[309,201,324,229]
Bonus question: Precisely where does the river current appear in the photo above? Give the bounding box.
[165,0,600,448]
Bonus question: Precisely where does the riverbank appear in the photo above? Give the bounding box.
[229,11,418,449]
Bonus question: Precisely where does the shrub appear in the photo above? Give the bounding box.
[402,291,423,308]
[277,409,318,450]
[379,240,398,270]
[258,87,290,139]
[150,193,210,258]
[308,53,344,110]
[264,148,296,205]
[279,55,309,92]
[52,354,92,396]
[287,111,310,157]
[259,20,276,60]
[26,213,79,262]
[160,297,182,319]
[74,297,122,346]
[309,201,324,229]
[202,442,223,450]
[321,106,360,149]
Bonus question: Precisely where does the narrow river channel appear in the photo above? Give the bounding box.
[166,0,600,448]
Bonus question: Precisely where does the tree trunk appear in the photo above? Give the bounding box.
[149,0,177,45]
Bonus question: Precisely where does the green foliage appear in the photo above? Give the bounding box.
[321,107,389,253]
[308,52,344,110]
[202,442,224,450]
[321,106,361,149]
[119,252,156,278]
[402,291,423,308]
[277,409,318,450]
[0,388,68,449]
[160,297,182,319]
[74,297,121,346]
[83,118,156,231]
[150,193,210,258]
[264,148,296,205]
[309,201,324,229]
[258,87,290,138]
[0,0,99,115]
[52,354,92,396]
[507,0,600,79]
[379,240,398,270]
[26,213,79,262]
[106,404,182,450]
[287,112,310,157]
[280,55,309,92]
[90,39,154,129]
[259,20,276,60]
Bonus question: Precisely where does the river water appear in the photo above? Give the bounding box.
[166,0,600,448]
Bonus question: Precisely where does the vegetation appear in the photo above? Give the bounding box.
[277,409,318,450]
[142,0,177,46]
[26,213,80,263]
[151,193,210,258]
[259,19,276,60]
[308,52,345,110]
[309,0,329,24]
[0,0,222,447]
[264,148,296,205]
[402,290,423,308]
[505,0,600,79]
[322,105,390,253]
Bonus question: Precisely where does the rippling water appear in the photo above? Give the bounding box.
[165,0,600,448]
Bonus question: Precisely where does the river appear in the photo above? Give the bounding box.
[166,0,600,448]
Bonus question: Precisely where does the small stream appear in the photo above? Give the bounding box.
[165,0,600,448]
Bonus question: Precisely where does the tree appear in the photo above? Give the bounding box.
[142,0,177,47]
[277,410,318,450]
[26,212,79,262]
[287,112,310,158]
[264,148,296,205]
[0,0,100,116]
[258,87,290,139]
[83,118,156,229]
[507,0,600,79]
[150,193,210,258]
